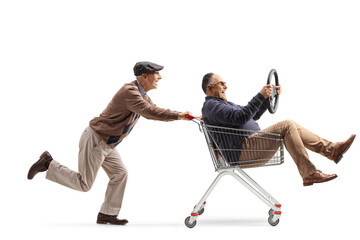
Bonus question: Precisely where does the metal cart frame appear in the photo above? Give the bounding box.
[185,117,284,228]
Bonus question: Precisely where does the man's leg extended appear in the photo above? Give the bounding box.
[261,120,318,179]
[46,126,111,191]
[99,148,128,216]
[290,121,336,160]
[96,148,128,225]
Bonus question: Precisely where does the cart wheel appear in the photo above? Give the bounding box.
[198,208,205,215]
[268,215,280,226]
[185,216,197,228]
[268,209,274,216]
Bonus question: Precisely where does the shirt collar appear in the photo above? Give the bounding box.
[136,80,146,96]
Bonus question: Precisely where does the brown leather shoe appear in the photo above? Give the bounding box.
[27,151,53,180]
[97,212,128,225]
[303,170,337,186]
[332,134,356,164]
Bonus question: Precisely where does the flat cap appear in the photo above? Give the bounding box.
[133,61,164,76]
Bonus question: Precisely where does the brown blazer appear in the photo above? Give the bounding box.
[90,80,179,148]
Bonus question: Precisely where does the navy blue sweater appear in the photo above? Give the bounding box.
[201,93,267,130]
[201,93,267,165]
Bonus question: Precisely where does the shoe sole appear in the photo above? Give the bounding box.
[96,220,128,225]
[96,221,108,224]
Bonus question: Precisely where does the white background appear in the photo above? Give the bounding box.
[1,0,359,239]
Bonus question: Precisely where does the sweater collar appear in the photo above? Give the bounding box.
[205,96,225,101]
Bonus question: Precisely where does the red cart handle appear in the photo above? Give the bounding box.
[185,114,195,120]
[185,114,203,121]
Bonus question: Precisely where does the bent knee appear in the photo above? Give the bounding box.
[281,119,296,128]
[121,168,128,178]
[81,182,92,192]
[112,169,128,183]
[274,119,298,133]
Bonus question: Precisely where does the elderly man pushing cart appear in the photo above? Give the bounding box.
[27,61,191,225]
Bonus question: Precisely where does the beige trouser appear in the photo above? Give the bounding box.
[46,126,128,215]
[240,120,336,179]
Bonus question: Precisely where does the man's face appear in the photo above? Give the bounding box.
[144,71,162,90]
[209,74,227,101]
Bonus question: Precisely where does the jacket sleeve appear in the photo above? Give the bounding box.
[210,93,265,126]
[253,100,268,120]
[125,87,179,121]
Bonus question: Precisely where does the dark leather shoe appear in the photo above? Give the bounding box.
[27,151,53,180]
[97,212,128,225]
[332,134,356,164]
[303,170,337,186]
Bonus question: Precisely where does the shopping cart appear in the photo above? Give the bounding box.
[184,114,284,228]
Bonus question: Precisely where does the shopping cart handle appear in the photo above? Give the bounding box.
[185,114,195,120]
[185,114,203,121]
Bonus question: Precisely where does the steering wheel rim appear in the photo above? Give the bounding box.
[265,69,279,114]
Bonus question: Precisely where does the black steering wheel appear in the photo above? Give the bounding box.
[265,69,279,114]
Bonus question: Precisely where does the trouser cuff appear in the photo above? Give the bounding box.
[100,203,121,216]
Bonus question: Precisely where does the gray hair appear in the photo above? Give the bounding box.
[202,73,214,94]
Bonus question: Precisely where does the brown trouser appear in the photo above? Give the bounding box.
[46,126,128,215]
[240,120,336,179]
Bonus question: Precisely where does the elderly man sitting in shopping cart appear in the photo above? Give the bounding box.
[201,73,356,186]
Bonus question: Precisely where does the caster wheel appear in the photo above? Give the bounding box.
[198,208,205,215]
[185,216,197,228]
[268,209,274,216]
[268,215,280,226]
[194,205,205,216]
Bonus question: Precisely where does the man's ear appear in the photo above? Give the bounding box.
[207,84,213,93]
[142,73,147,79]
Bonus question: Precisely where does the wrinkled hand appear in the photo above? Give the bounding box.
[275,84,282,95]
[259,85,273,98]
[260,84,282,98]
[178,111,193,120]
